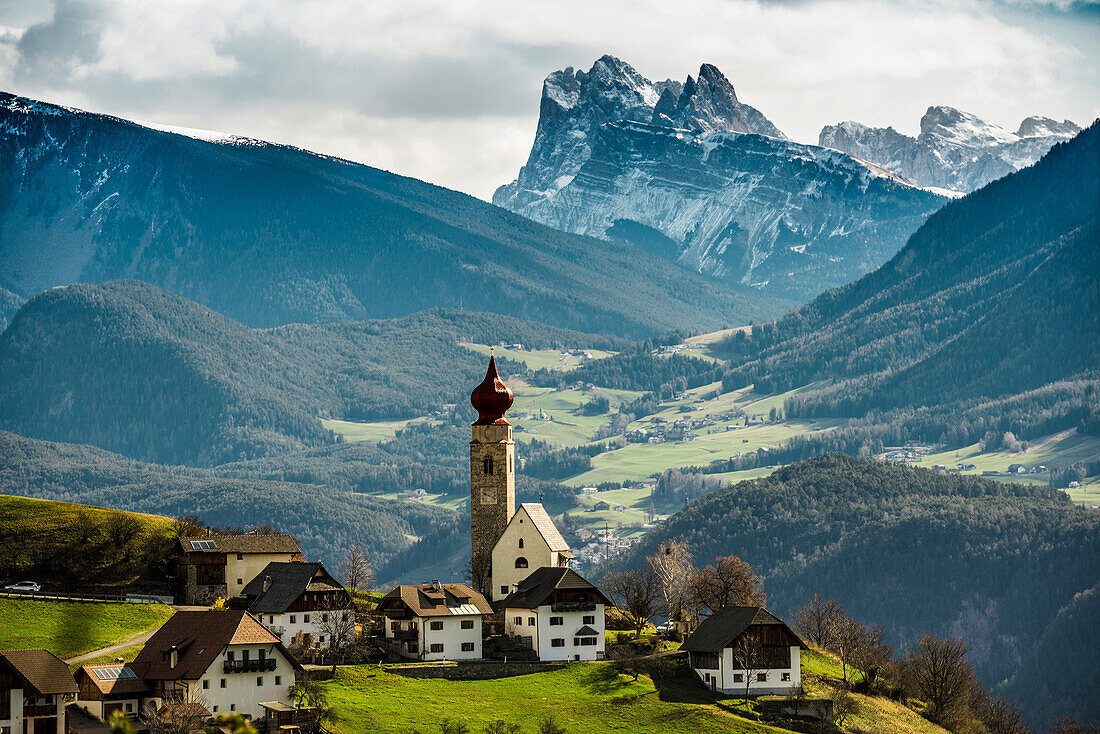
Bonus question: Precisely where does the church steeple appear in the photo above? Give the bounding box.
[468,353,516,595]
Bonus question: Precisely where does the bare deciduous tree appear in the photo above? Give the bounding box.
[646,538,692,623]
[341,541,374,592]
[316,595,357,674]
[604,566,661,637]
[144,686,210,734]
[686,555,765,615]
[537,716,567,734]
[849,623,893,688]
[465,551,492,597]
[905,633,975,725]
[827,613,863,684]
[792,594,845,648]
[732,630,766,701]
[831,687,858,727]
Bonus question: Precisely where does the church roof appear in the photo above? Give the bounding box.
[470,355,514,425]
[517,503,570,552]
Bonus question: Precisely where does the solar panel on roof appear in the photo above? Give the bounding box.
[92,667,136,681]
[192,540,217,550]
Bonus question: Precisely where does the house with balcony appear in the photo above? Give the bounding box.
[0,649,78,734]
[681,606,805,696]
[176,534,303,605]
[500,567,610,662]
[377,582,492,661]
[130,609,302,721]
[230,562,354,651]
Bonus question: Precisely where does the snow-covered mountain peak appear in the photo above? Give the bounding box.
[1016,115,1081,139]
[919,105,1016,147]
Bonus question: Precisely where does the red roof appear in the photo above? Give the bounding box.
[470,355,513,425]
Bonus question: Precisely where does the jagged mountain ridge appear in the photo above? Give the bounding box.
[819,106,1082,193]
[0,91,788,337]
[494,56,946,301]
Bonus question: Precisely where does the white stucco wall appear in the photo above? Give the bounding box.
[0,686,25,734]
[192,642,295,720]
[503,605,604,662]
[224,553,298,598]
[384,614,483,661]
[259,609,356,648]
[491,509,555,602]
[691,645,801,696]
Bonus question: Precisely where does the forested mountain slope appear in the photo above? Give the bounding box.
[0,280,624,465]
[714,121,1099,451]
[0,92,787,337]
[623,454,1100,729]
[0,430,453,569]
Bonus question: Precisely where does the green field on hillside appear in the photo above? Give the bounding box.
[0,597,172,659]
[324,664,777,734]
[320,417,426,443]
[461,343,617,372]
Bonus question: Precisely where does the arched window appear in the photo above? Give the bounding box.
[515,557,528,569]
[483,456,494,476]
[518,538,524,549]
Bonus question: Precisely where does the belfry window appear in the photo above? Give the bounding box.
[518,538,524,549]
[484,457,494,476]
[515,557,528,569]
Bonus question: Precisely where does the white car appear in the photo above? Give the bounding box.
[3,581,40,593]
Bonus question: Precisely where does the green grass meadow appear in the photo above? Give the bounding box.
[0,597,173,659]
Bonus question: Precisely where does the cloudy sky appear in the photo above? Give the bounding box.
[1,0,1096,200]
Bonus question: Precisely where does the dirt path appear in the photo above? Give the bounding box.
[65,630,156,665]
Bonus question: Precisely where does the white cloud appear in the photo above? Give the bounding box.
[0,0,1095,199]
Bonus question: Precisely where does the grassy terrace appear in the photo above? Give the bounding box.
[0,597,173,660]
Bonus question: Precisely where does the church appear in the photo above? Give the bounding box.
[468,353,609,660]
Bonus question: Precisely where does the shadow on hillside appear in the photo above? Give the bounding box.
[577,663,635,695]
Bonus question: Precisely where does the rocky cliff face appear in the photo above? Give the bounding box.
[819,107,1081,193]
[494,56,944,301]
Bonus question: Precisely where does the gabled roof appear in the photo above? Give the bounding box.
[0,649,78,696]
[236,562,345,614]
[132,610,302,681]
[378,582,492,617]
[500,567,610,609]
[680,606,804,653]
[179,534,301,554]
[516,503,570,552]
[77,665,151,697]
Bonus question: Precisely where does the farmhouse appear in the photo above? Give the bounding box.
[377,582,492,661]
[130,609,301,721]
[75,664,150,721]
[230,562,354,650]
[0,649,78,734]
[681,606,805,696]
[490,503,573,602]
[500,567,609,662]
[177,534,303,605]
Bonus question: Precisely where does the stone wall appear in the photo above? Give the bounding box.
[387,661,564,681]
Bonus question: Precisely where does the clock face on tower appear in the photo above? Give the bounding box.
[481,486,497,505]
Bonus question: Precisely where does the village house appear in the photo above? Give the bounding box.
[0,649,78,734]
[176,534,303,605]
[500,567,609,662]
[130,609,302,721]
[377,582,492,661]
[229,562,354,651]
[75,664,150,722]
[490,503,573,602]
[681,606,805,696]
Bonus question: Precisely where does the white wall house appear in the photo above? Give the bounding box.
[681,606,805,696]
[500,567,609,662]
[378,582,492,661]
[0,649,78,734]
[490,503,573,602]
[232,562,355,651]
[131,609,302,721]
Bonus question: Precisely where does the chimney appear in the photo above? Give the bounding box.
[169,646,179,669]
[262,576,271,593]
[432,579,442,592]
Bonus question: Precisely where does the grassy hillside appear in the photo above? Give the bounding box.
[0,92,788,337]
[0,495,177,592]
[0,597,172,660]
[322,647,950,734]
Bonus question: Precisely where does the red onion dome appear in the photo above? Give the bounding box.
[470,355,514,425]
